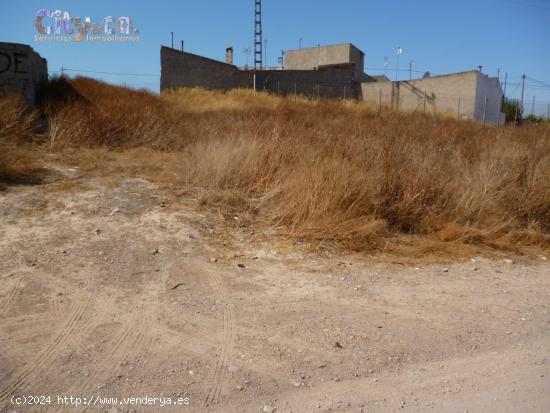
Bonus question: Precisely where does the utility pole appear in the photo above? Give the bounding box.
[181,40,184,52]
[409,61,413,80]
[61,66,64,79]
[171,32,174,49]
[531,96,536,115]
[264,37,269,69]
[299,38,302,49]
[520,74,526,115]
[503,72,508,98]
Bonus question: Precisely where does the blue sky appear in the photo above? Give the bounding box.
[2,0,550,114]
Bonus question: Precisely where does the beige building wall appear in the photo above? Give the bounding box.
[361,71,504,125]
[285,43,365,80]
[361,81,393,109]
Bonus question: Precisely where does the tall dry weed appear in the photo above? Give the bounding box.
[0,94,44,185]
[7,77,550,250]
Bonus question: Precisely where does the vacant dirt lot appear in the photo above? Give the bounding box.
[0,171,549,413]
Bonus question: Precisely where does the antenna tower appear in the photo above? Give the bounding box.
[254,0,263,70]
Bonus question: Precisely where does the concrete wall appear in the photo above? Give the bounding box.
[360,80,393,110]
[285,43,365,81]
[361,71,504,124]
[0,42,47,105]
[161,46,356,99]
[260,66,357,99]
[160,46,505,122]
[475,74,505,125]
[161,46,251,92]
[349,46,365,81]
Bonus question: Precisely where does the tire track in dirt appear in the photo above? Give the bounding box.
[0,275,95,403]
[0,293,71,368]
[0,277,22,317]
[70,318,154,413]
[49,293,64,322]
[65,264,167,412]
[0,277,25,367]
[64,262,163,413]
[204,269,236,408]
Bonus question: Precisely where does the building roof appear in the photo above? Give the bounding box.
[285,43,365,56]
[370,75,391,82]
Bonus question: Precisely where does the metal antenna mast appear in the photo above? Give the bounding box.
[254,0,263,70]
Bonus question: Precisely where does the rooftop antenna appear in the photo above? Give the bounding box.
[396,47,403,81]
[384,57,388,76]
[243,47,250,69]
[254,0,263,70]
[170,32,174,49]
[264,38,268,69]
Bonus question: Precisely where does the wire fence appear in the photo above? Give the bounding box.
[47,67,550,119]
[48,67,161,91]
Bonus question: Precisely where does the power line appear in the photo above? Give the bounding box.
[527,84,550,90]
[60,68,159,77]
[506,0,550,10]
[527,76,550,88]
[365,66,437,75]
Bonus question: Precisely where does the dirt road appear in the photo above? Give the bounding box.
[0,174,548,412]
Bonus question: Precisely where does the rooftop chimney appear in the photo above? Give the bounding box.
[226,47,234,65]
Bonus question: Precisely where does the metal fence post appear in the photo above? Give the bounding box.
[379,89,382,115]
[457,97,461,120]
[483,95,487,126]
[423,91,427,114]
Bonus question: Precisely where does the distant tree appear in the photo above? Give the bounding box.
[502,98,523,125]
[523,114,549,125]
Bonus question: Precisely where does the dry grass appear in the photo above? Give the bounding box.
[0,94,45,187]
[4,76,550,252]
